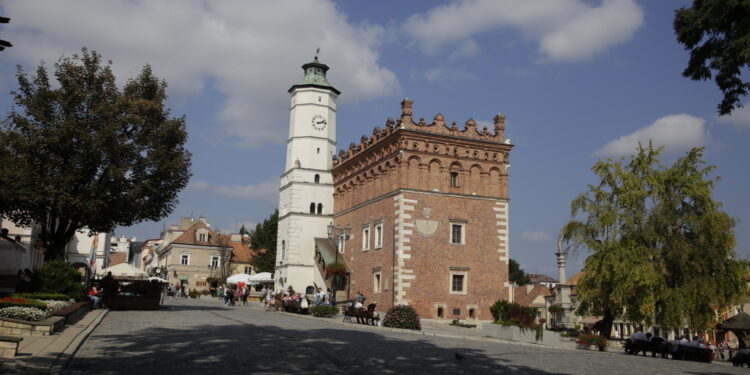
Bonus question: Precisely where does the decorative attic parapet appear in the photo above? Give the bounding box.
[333,98,508,166]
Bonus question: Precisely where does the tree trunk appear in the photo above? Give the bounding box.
[600,311,615,339]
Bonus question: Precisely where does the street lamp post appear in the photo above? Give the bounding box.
[327,222,351,304]
[207,264,217,279]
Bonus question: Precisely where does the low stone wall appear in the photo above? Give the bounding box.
[0,316,65,336]
[481,324,564,347]
[0,335,22,358]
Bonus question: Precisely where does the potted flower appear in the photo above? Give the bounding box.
[576,334,608,351]
[325,262,347,278]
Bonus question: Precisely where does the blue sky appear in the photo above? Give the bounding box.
[1,1,748,278]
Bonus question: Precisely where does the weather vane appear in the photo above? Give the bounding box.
[315,47,320,59]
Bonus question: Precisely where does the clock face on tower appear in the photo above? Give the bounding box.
[311,114,327,131]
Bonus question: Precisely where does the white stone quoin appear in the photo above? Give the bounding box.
[275,55,339,293]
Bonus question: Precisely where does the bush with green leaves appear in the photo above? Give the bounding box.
[31,260,85,300]
[310,305,339,317]
[382,305,420,330]
[12,292,72,301]
[0,306,51,321]
[490,299,537,329]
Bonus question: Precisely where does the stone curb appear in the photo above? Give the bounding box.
[49,308,109,375]
[205,300,576,351]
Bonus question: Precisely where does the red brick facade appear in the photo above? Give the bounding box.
[332,99,512,321]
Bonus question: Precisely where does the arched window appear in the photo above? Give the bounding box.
[317,203,323,215]
[314,174,320,183]
[310,203,315,213]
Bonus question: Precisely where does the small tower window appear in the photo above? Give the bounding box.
[318,96,322,102]
[317,203,323,215]
[310,203,315,214]
[450,172,459,187]
[317,148,320,154]
[314,174,320,183]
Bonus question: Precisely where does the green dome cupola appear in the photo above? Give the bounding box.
[288,53,340,95]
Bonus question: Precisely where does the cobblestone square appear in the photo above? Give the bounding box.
[60,298,746,375]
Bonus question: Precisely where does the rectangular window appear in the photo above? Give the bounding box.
[198,233,207,242]
[210,255,220,268]
[362,226,370,251]
[450,223,465,245]
[180,254,190,265]
[374,222,383,249]
[373,271,382,293]
[244,266,253,275]
[450,172,459,187]
[450,271,467,295]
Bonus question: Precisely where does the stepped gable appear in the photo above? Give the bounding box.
[333,98,508,166]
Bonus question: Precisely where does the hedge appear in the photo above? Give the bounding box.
[0,299,48,312]
[12,293,72,301]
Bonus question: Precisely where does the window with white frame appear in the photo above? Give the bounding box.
[180,253,190,265]
[362,225,370,251]
[210,255,220,268]
[245,266,253,274]
[450,221,465,245]
[374,222,383,249]
[373,270,382,293]
[450,270,468,294]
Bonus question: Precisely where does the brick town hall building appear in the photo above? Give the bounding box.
[275,56,513,321]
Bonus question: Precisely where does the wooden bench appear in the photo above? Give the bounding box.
[0,335,23,358]
[51,301,91,325]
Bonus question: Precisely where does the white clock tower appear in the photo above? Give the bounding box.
[275,55,339,293]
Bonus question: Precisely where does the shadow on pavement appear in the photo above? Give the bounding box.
[62,320,563,375]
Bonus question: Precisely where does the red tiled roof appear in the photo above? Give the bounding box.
[528,274,558,283]
[567,271,585,286]
[514,284,551,307]
[230,241,261,263]
[170,221,226,247]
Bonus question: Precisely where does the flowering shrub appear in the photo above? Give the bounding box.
[0,297,48,311]
[39,299,74,312]
[577,334,608,350]
[310,305,339,317]
[382,305,421,330]
[0,306,51,321]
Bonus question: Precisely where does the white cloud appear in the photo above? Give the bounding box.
[595,114,708,157]
[718,102,750,129]
[191,178,279,202]
[3,0,400,147]
[521,231,552,243]
[403,0,643,62]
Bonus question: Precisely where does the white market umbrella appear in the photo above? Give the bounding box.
[96,263,148,278]
[226,273,252,284]
[248,272,274,284]
[146,276,169,283]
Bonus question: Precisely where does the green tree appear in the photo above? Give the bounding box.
[250,210,278,273]
[562,144,744,338]
[0,48,191,260]
[674,1,750,115]
[509,259,531,286]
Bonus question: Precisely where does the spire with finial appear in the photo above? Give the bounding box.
[289,48,340,94]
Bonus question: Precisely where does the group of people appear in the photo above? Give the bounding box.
[629,329,739,360]
[217,285,251,306]
[166,283,189,299]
